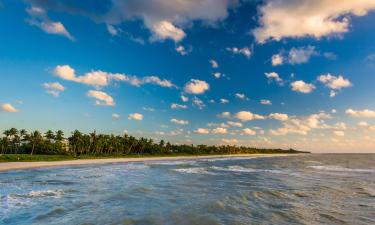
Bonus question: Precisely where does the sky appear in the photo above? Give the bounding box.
[1,0,375,153]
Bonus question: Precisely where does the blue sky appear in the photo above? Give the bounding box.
[1,0,375,152]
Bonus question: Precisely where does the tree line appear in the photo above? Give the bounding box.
[0,128,305,156]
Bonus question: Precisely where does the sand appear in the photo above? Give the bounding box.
[0,154,289,172]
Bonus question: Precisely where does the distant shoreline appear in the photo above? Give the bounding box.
[0,154,293,172]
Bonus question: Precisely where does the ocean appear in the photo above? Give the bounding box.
[1,154,374,225]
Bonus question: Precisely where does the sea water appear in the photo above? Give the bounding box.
[1,154,374,225]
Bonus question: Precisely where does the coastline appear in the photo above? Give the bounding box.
[0,154,291,172]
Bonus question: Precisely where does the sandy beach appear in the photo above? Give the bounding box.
[0,154,289,172]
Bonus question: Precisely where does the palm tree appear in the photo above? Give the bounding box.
[29,131,42,155]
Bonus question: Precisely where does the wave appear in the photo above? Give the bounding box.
[148,160,196,166]
[200,156,255,162]
[308,165,375,173]
[211,166,286,174]
[172,167,214,175]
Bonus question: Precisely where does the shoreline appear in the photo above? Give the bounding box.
[0,154,292,172]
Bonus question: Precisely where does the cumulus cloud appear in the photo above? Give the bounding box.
[112,113,120,120]
[272,46,319,66]
[30,0,239,42]
[253,0,375,43]
[171,103,188,110]
[234,111,265,122]
[218,112,231,119]
[260,99,272,105]
[43,82,65,97]
[221,138,238,145]
[269,113,289,121]
[291,80,315,93]
[271,54,283,66]
[242,128,256,135]
[269,112,331,136]
[180,95,189,102]
[26,6,74,40]
[210,59,219,68]
[53,65,174,88]
[213,72,222,79]
[184,79,209,94]
[142,107,155,112]
[333,130,345,137]
[346,109,375,118]
[175,45,190,56]
[265,72,283,84]
[171,118,189,125]
[195,128,210,134]
[235,93,248,100]
[87,90,115,106]
[318,74,351,97]
[226,47,252,58]
[192,97,205,109]
[220,98,229,104]
[212,127,227,134]
[227,121,242,127]
[1,103,19,113]
[128,113,144,120]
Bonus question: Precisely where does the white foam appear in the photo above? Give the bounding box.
[308,165,375,173]
[211,166,286,174]
[200,157,255,162]
[172,167,213,175]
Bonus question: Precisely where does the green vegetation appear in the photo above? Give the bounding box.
[0,128,307,162]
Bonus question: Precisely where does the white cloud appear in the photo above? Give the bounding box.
[181,95,189,102]
[175,45,188,55]
[212,127,227,134]
[43,82,65,97]
[221,138,238,145]
[234,111,265,122]
[142,107,155,112]
[171,103,187,109]
[253,0,375,43]
[102,0,239,42]
[195,128,210,134]
[260,99,272,105]
[53,65,174,88]
[171,118,189,125]
[213,72,222,79]
[269,113,289,121]
[226,47,252,58]
[184,79,209,94]
[333,130,345,137]
[106,24,119,36]
[346,109,375,118]
[112,113,120,120]
[270,112,332,136]
[150,20,185,42]
[265,72,283,84]
[318,74,351,93]
[235,93,248,100]
[210,59,219,68]
[271,46,318,66]
[26,6,74,41]
[1,103,19,113]
[192,97,205,109]
[220,98,229,104]
[227,121,243,127]
[87,90,115,106]
[218,112,231,119]
[128,113,144,120]
[242,128,256,135]
[271,54,283,66]
[291,80,315,93]
[288,46,318,64]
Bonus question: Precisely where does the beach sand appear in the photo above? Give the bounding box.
[0,154,289,172]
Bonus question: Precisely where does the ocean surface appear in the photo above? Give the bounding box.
[1,154,374,225]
